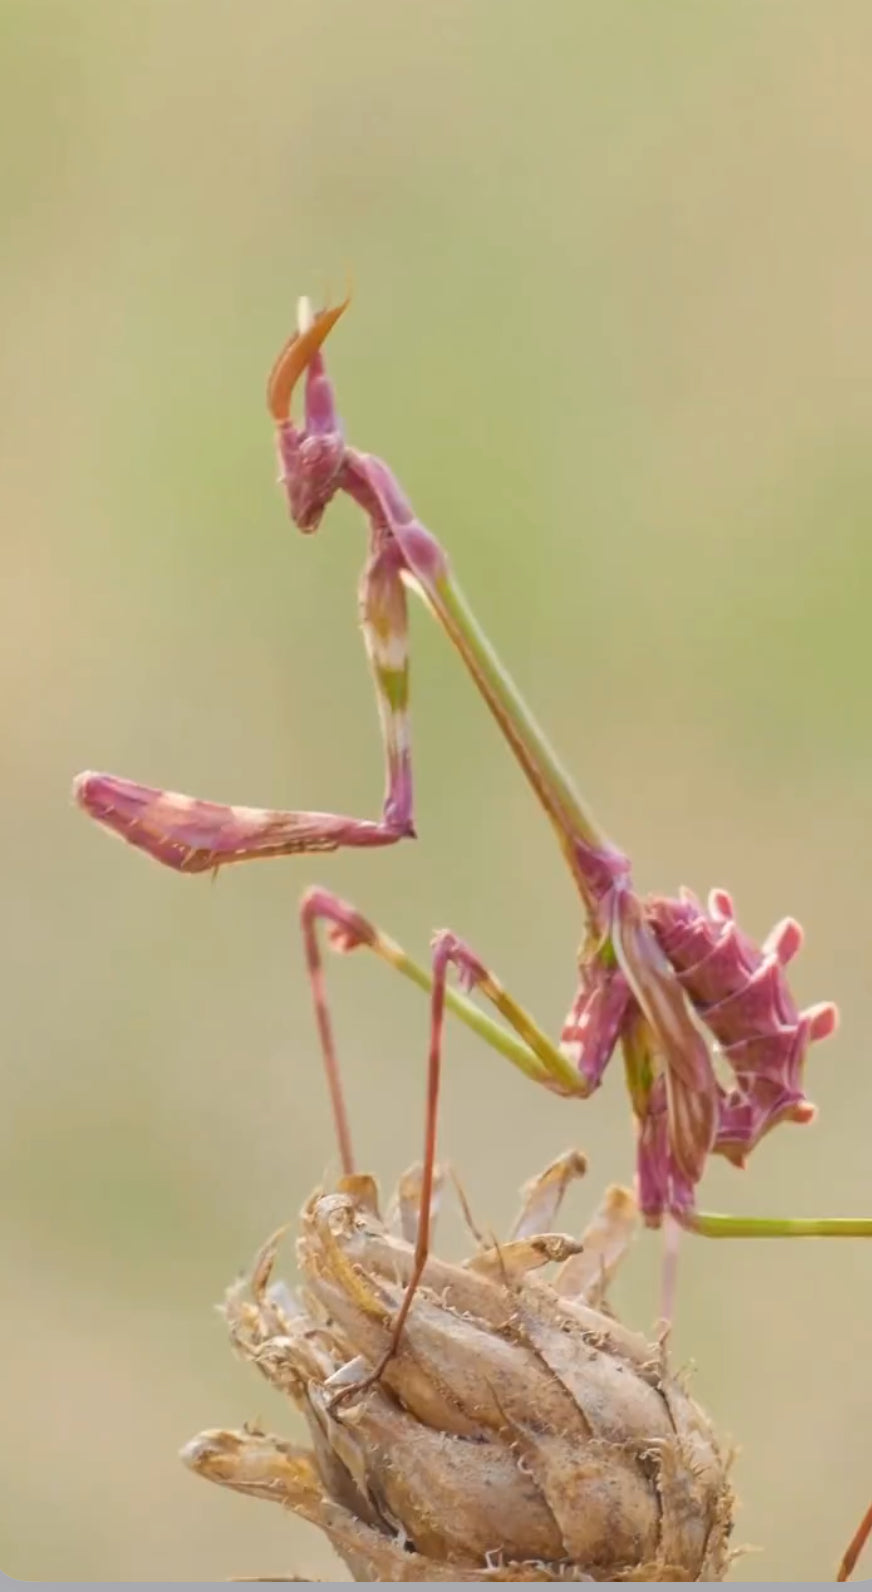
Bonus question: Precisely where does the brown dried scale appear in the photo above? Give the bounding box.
[183,1155,734,1581]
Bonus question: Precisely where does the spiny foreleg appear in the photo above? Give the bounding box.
[74,503,416,872]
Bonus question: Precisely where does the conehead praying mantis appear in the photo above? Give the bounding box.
[75,297,872,1393]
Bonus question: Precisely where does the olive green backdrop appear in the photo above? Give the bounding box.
[2,2,871,1581]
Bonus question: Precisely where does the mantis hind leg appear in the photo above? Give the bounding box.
[687,1211,872,1238]
[298,886,584,1175]
[297,888,583,1401]
[837,1497,872,1582]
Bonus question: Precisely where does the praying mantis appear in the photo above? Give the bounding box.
[74,297,872,1385]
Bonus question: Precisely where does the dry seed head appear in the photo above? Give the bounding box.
[183,1158,734,1581]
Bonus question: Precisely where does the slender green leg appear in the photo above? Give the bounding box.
[299,888,585,1405]
[300,885,582,1178]
[688,1212,872,1238]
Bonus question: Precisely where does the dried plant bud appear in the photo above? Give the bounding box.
[183,1161,734,1581]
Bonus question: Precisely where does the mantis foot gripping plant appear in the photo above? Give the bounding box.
[74,297,870,1575]
[183,1155,736,1582]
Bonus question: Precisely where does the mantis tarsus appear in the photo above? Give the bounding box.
[75,297,872,1398]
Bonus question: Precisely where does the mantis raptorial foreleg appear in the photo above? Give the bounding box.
[74,504,417,871]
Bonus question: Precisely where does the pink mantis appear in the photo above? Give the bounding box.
[75,297,872,1383]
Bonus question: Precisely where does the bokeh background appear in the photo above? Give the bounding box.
[3,1,872,1580]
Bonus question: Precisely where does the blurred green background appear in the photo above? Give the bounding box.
[2,1,871,1580]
